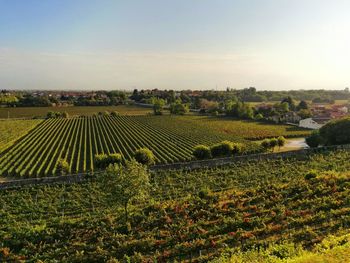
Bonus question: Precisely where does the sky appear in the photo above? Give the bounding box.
[0,0,349,91]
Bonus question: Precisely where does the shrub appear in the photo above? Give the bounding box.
[134,148,155,165]
[210,141,234,158]
[109,153,123,165]
[306,130,322,148]
[232,143,243,155]
[62,112,69,118]
[95,153,123,169]
[110,111,120,117]
[193,145,211,160]
[56,158,69,175]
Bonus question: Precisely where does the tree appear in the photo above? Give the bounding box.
[319,117,350,145]
[170,99,189,115]
[269,138,278,151]
[297,100,308,110]
[210,141,234,158]
[193,145,211,160]
[152,98,165,115]
[261,139,271,152]
[277,136,286,150]
[298,109,312,119]
[103,160,150,223]
[305,130,322,148]
[134,148,155,165]
[56,158,69,175]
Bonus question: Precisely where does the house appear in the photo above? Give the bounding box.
[299,117,331,130]
[270,112,301,124]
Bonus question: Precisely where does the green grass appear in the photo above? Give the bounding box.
[1,150,350,261]
[0,104,152,118]
[0,119,42,153]
[136,115,311,140]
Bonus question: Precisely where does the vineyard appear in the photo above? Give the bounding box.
[0,119,42,152]
[1,150,350,261]
[0,116,258,177]
[137,115,311,140]
[0,104,152,118]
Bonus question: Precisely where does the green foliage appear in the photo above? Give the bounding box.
[134,148,155,165]
[62,111,69,118]
[152,97,166,115]
[110,111,120,117]
[306,130,322,148]
[104,160,150,222]
[319,117,350,145]
[193,145,211,160]
[261,139,271,151]
[56,158,69,175]
[170,100,189,115]
[94,153,123,169]
[210,141,234,157]
[277,136,286,147]
[226,101,254,119]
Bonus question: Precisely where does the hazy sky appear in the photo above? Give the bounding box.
[0,0,349,90]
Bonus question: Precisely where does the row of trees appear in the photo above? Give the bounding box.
[56,148,155,175]
[260,136,286,152]
[192,141,244,160]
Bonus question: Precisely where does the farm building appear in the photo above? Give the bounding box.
[299,117,331,129]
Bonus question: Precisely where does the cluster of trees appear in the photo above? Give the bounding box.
[192,141,243,160]
[306,117,350,147]
[260,136,286,152]
[74,91,127,106]
[151,97,189,115]
[94,148,155,169]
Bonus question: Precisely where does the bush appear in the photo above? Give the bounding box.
[210,141,234,158]
[56,158,69,175]
[95,153,123,169]
[232,143,243,155]
[108,153,123,165]
[193,145,211,160]
[306,130,322,148]
[62,112,69,118]
[110,111,120,117]
[134,148,155,165]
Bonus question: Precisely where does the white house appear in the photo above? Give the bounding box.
[299,117,330,130]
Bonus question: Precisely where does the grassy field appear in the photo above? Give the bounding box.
[0,104,152,118]
[0,119,42,153]
[138,115,311,140]
[0,116,259,177]
[1,149,350,261]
